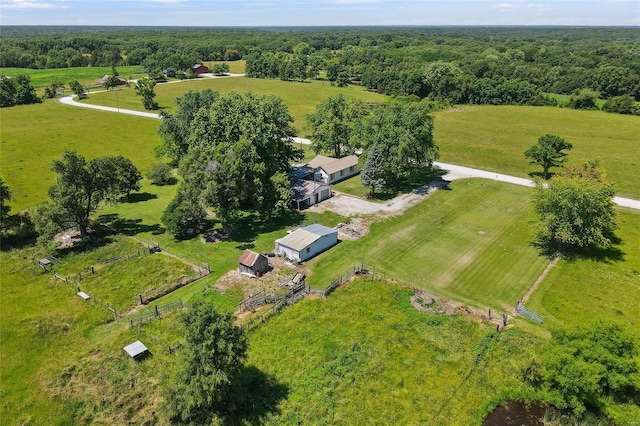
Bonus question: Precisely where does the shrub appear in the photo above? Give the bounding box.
[146,162,176,186]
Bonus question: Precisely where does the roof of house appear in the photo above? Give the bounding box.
[239,249,264,267]
[308,155,359,175]
[276,224,337,251]
[291,179,329,202]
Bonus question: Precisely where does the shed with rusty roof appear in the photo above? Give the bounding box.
[238,249,270,277]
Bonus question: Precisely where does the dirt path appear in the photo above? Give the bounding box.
[519,255,560,306]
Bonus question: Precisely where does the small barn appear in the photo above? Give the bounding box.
[308,155,360,184]
[97,75,126,86]
[291,179,331,210]
[191,64,209,74]
[238,250,270,277]
[275,224,338,262]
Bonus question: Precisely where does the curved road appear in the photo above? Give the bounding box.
[58,95,640,212]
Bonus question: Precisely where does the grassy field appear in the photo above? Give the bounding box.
[0,65,145,89]
[527,208,640,338]
[0,100,163,210]
[81,76,390,134]
[248,278,540,425]
[0,234,236,425]
[433,105,640,198]
[307,179,549,312]
[203,60,246,74]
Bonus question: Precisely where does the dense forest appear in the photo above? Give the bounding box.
[1,26,639,110]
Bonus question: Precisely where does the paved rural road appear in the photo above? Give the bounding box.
[58,99,640,213]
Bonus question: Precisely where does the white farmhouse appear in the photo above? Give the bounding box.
[308,155,360,184]
[275,224,338,262]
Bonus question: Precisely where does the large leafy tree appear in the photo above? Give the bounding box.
[523,322,640,417]
[524,134,572,179]
[161,91,302,231]
[134,77,158,110]
[352,102,439,188]
[165,299,247,425]
[305,94,368,158]
[157,89,219,163]
[532,161,616,252]
[34,151,141,239]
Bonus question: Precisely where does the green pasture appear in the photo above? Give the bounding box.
[433,105,640,198]
[0,65,145,89]
[80,76,390,134]
[527,208,640,340]
[203,60,246,74]
[0,235,232,425]
[248,278,540,424]
[307,179,549,312]
[0,100,162,211]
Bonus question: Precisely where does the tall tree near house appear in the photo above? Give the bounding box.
[165,299,247,425]
[305,94,368,158]
[102,74,119,90]
[160,91,302,233]
[134,77,158,110]
[360,143,386,196]
[33,151,142,240]
[352,102,439,188]
[531,160,617,253]
[524,134,573,179]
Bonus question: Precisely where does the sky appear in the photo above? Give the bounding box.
[1,0,639,27]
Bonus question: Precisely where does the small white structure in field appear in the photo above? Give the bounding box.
[275,224,338,262]
[123,340,149,361]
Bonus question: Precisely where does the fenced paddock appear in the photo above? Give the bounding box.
[129,300,187,328]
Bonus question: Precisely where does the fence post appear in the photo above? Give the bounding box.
[139,294,143,305]
[130,319,133,327]
[488,309,492,320]
[91,265,95,275]
[155,305,159,317]
[502,313,507,326]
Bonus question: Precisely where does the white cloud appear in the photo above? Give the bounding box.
[1,0,57,9]
[334,0,381,4]
[495,2,552,12]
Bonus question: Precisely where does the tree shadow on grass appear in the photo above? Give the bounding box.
[532,234,625,264]
[218,365,289,425]
[121,192,158,203]
[230,210,305,244]
[96,213,164,236]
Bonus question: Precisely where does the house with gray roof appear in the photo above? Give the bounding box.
[274,224,338,262]
[308,155,360,184]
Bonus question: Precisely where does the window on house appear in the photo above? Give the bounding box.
[340,170,344,176]
[306,247,310,253]
[350,166,354,172]
[331,173,335,180]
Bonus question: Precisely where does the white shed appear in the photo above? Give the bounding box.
[275,224,338,262]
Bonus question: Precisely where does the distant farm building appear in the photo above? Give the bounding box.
[308,155,360,184]
[97,75,126,86]
[275,224,338,262]
[238,249,270,277]
[191,64,209,74]
[291,179,332,210]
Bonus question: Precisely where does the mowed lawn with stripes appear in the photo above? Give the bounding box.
[306,179,549,312]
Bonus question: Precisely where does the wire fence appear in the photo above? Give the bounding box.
[515,301,543,324]
[129,300,188,328]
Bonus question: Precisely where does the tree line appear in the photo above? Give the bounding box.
[1,27,638,110]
